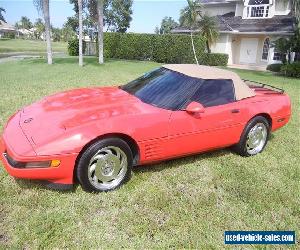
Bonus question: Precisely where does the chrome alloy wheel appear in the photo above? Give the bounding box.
[87,146,128,190]
[246,122,268,155]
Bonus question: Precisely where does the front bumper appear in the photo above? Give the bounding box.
[0,116,78,185]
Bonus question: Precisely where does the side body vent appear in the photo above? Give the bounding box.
[144,142,163,159]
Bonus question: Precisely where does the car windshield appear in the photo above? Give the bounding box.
[120,67,202,110]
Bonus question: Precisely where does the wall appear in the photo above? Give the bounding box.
[235,2,244,17]
[231,35,240,64]
[230,35,270,65]
[203,34,292,67]
[211,34,233,64]
[275,0,291,15]
[226,35,233,64]
[211,34,227,52]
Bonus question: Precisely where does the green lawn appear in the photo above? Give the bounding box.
[0,57,299,249]
[0,39,67,53]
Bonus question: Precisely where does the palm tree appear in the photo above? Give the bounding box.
[198,15,219,53]
[20,16,33,29]
[96,0,104,64]
[34,18,45,40]
[0,7,6,23]
[159,16,178,34]
[34,0,52,64]
[179,0,202,64]
[78,0,83,66]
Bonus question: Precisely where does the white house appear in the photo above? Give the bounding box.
[0,21,17,38]
[16,28,33,38]
[173,0,296,67]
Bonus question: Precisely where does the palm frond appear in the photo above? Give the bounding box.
[179,0,202,29]
[198,15,219,52]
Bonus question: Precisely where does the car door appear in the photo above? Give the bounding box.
[167,79,247,158]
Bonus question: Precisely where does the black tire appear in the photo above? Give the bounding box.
[76,138,133,192]
[234,116,270,157]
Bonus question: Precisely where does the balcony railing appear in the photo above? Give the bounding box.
[245,5,270,18]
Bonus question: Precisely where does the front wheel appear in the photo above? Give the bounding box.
[234,116,270,157]
[76,138,133,192]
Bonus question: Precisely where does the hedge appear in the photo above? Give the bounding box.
[98,32,228,66]
[68,39,86,56]
[199,53,229,66]
[266,63,282,72]
[280,63,300,78]
[2,33,15,39]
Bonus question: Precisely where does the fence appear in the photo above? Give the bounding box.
[84,41,97,56]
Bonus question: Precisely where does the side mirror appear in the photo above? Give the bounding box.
[185,101,205,114]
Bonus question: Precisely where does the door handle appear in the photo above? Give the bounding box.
[231,109,240,113]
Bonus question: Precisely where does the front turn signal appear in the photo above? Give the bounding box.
[50,160,61,168]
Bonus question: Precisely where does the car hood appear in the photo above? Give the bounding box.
[19,87,142,152]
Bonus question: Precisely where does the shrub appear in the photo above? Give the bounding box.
[280,63,300,78]
[199,53,228,66]
[266,63,282,72]
[3,32,15,39]
[68,39,86,56]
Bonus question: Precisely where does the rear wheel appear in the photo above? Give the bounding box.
[76,138,133,192]
[234,116,270,156]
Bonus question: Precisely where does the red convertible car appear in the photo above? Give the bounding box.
[0,65,291,192]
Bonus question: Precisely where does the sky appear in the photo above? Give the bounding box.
[0,0,187,33]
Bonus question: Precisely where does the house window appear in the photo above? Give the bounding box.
[251,6,267,17]
[246,0,271,18]
[266,5,269,16]
[262,38,270,60]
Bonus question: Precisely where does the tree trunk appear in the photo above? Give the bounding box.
[96,0,104,64]
[42,0,52,65]
[78,0,83,66]
[206,40,211,53]
[190,32,199,65]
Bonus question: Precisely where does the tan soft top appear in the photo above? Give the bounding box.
[163,64,255,100]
